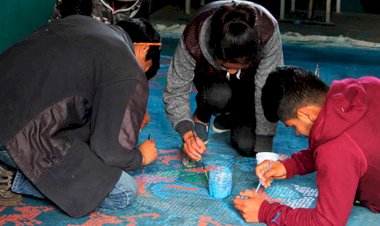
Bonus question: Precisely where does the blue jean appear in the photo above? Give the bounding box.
[0,145,137,210]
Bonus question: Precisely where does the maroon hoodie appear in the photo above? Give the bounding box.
[259,76,380,225]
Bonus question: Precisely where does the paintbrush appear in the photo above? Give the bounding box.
[198,158,209,182]
[142,134,151,176]
[191,129,209,182]
[255,160,272,193]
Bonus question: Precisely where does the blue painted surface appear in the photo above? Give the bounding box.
[1,38,380,225]
[283,42,380,84]
[139,39,380,225]
[133,39,380,225]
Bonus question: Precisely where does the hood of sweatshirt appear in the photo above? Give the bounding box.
[309,77,369,149]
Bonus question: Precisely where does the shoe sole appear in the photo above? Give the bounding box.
[211,123,230,134]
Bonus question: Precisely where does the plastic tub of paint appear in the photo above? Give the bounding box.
[209,166,232,199]
[256,152,280,165]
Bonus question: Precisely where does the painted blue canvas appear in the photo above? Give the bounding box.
[1,39,380,225]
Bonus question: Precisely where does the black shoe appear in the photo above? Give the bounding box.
[194,122,209,144]
[212,113,231,133]
[0,164,22,206]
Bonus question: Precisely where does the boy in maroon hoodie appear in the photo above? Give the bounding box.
[234,66,380,225]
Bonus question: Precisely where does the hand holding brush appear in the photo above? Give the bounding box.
[255,160,272,193]
[190,130,209,182]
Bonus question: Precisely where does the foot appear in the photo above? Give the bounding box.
[212,113,231,133]
[0,164,22,206]
[0,190,22,206]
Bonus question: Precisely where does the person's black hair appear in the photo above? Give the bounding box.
[261,66,329,122]
[59,0,92,18]
[116,18,161,80]
[56,0,145,20]
[209,1,261,66]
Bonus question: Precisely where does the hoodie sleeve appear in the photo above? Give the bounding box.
[254,24,284,138]
[163,38,196,137]
[282,148,316,178]
[259,136,366,225]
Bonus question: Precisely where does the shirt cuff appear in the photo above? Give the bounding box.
[258,200,271,222]
[175,120,194,137]
[282,158,297,179]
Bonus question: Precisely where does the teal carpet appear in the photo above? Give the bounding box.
[1,40,380,225]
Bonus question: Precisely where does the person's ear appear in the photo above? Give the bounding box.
[296,106,316,122]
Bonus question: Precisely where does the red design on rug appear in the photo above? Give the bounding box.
[0,206,53,225]
[121,213,159,225]
[68,212,123,225]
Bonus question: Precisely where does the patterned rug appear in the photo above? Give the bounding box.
[1,41,380,225]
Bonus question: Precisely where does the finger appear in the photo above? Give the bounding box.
[258,164,276,181]
[255,161,269,178]
[234,196,245,204]
[239,190,250,195]
[190,145,201,159]
[186,144,201,160]
[241,190,256,197]
[192,153,201,160]
[183,142,190,154]
[191,138,203,153]
[262,169,277,182]
[189,142,202,158]
[263,164,273,175]
[188,136,206,155]
[198,139,207,153]
[187,150,199,160]
[262,180,272,188]
[193,137,202,150]
[234,201,243,210]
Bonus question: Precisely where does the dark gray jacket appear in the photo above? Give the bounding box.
[0,15,147,217]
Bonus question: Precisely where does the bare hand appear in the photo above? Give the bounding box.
[139,139,158,166]
[182,131,206,160]
[234,190,265,222]
[256,160,287,188]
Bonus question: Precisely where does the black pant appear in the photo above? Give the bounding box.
[193,70,257,157]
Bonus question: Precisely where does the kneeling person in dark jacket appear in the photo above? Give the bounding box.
[0,15,161,217]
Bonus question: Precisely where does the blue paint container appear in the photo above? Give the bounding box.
[209,166,232,199]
